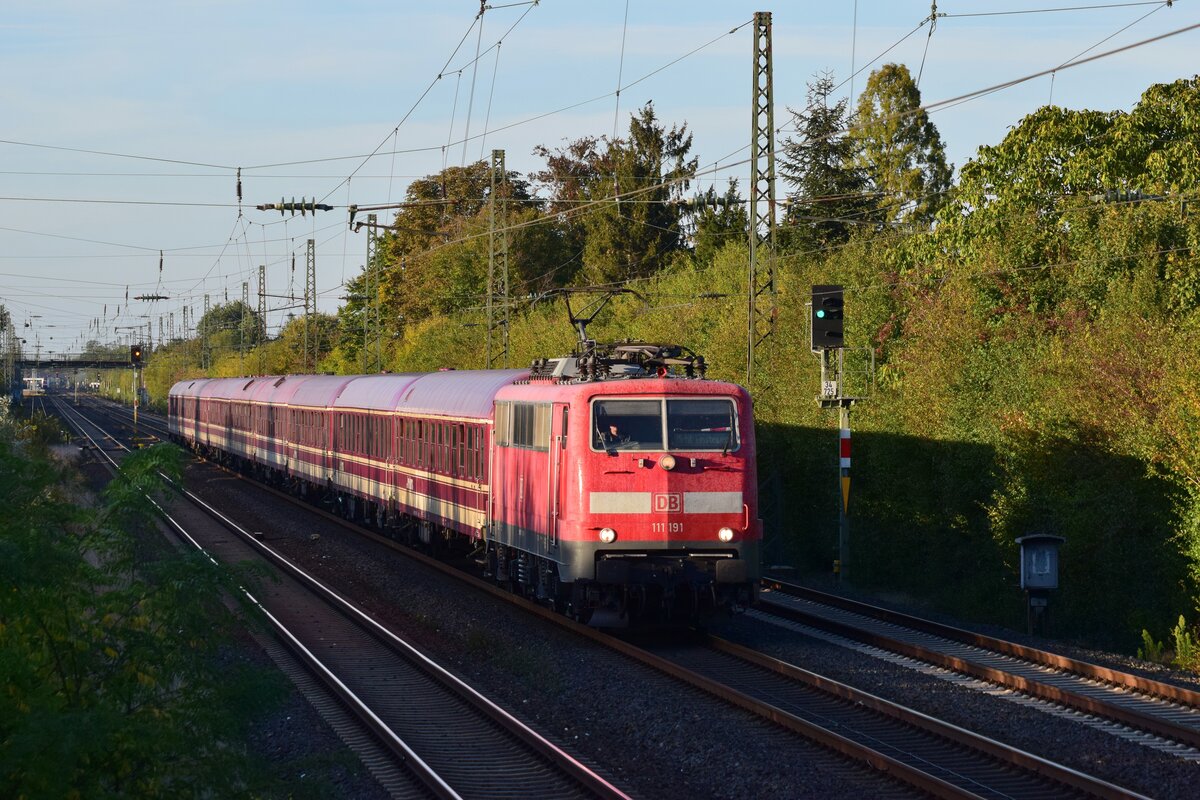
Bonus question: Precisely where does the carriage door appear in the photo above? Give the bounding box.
[547,403,568,551]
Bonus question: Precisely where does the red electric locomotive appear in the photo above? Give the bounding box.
[169,340,761,624]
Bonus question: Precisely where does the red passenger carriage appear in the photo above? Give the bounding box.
[169,342,760,623]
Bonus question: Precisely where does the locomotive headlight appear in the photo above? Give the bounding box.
[718,527,735,543]
[599,527,618,544]
[659,454,677,471]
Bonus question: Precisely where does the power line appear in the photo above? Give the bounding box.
[925,20,1199,114]
[357,16,1200,271]
[0,138,233,170]
[1048,0,1172,103]
[613,0,632,140]
[317,8,499,203]
[0,196,249,208]
[941,1,1173,18]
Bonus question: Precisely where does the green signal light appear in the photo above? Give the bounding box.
[816,310,826,319]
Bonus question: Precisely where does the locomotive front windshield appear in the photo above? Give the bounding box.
[592,398,739,452]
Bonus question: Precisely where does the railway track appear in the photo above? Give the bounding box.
[755,580,1200,758]
[639,634,1131,800]
[53,395,630,800]
[74,394,1158,799]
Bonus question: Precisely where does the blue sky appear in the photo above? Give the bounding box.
[2,1,1197,356]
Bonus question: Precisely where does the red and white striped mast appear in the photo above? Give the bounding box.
[813,285,862,582]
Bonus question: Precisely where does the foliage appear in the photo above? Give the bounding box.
[1138,617,1200,672]
[688,179,748,266]
[0,427,291,797]
[1172,615,1200,672]
[1138,629,1164,662]
[779,72,870,249]
[850,63,952,226]
[197,301,266,358]
[536,102,698,284]
[347,160,577,346]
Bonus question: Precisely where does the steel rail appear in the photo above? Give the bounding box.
[703,634,1149,800]
[87,400,1161,800]
[266,496,1146,798]
[89,396,1153,800]
[52,395,462,800]
[766,578,1200,707]
[760,580,1200,750]
[60,395,630,800]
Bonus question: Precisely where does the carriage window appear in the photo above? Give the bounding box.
[495,402,511,447]
[465,427,475,477]
[667,399,739,452]
[592,399,663,451]
[514,404,531,448]
[502,402,551,451]
[456,425,465,474]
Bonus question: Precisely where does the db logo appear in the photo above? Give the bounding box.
[653,492,683,513]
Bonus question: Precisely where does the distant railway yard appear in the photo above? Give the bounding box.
[28,391,1200,800]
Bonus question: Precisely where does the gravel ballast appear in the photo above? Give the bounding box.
[185,460,920,800]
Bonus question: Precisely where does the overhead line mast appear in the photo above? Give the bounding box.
[487,148,510,369]
[365,213,380,372]
[258,264,267,336]
[747,10,778,388]
[305,239,316,372]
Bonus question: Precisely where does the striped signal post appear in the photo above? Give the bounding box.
[814,288,862,582]
[839,415,851,581]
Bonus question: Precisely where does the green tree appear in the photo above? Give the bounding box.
[0,430,287,797]
[536,102,697,285]
[197,301,265,363]
[359,161,572,336]
[80,338,128,360]
[252,312,338,375]
[688,179,748,266]
[1108,75,1200,193]
[950,105,1115,225]
[532,134,606,269]
[850,63,952,226]
[779,72,870,250]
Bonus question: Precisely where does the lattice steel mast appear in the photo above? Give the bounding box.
[305,238,316,371]
[747,10,778,387]
[487,149,510,368]
[202,294,210,370]
[359,213,381,372]
[258,264,267,337]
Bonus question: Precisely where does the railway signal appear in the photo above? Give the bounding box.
[811,285,844,350]
[812,284,859,581]
[129,344,144,366]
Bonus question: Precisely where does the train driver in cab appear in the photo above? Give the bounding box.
[596,414,632,450]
